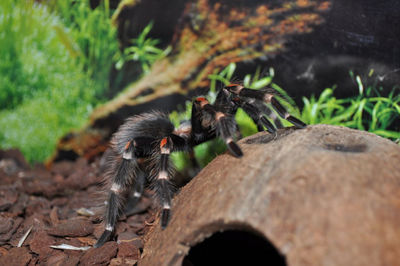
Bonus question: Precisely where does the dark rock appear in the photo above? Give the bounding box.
[51,160,79,177]
[0,247,8,256]
[126,214,148,230]
[59,255,80,266]
[117,242,140,260]
[22,213,48,230]
[7,193,28,216]
[115,222,129,236]
[29,230,56,256]
[0,187,18,211]
[110,257,138,266]
[63,168,99,190]
[0,216,13,234]
[27,257,38,266]
[50,207,60,226]
[0,215,22,244]
[0,170,19,186]
[80,241,118,266]
[19,166,52,181]
[47,218,94,237]
[93,224,105,239]
[10,213,49,247]
[0,247,32,266]
[0,149,30,171]
[117,232,143,249]
[22,177,62,198]
[0,159,19,175]
[65,190,99,212]
[24,196,51,217]
[75,236,96,246]
[62,249,84,259]
[45,252,68,266]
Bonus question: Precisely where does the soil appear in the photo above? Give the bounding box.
[0,149,154,266]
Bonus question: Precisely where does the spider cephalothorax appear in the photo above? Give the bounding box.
[94,84,306,247]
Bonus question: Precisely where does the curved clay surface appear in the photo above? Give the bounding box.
[140,124,400,266]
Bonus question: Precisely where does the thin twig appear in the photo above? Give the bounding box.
[50,244,91,251]
[17,225,33,247]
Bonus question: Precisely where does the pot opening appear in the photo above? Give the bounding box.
[182,229,286,266]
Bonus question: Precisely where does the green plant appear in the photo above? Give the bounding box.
[0,0,82,110]
[301,74,400,139]
[0,86,94,163]
[114,22,171,73]
[50,0,118,99]
[0,0,108,163]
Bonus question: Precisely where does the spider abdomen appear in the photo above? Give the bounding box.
[112,111,175,155]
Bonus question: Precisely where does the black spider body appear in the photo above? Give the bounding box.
[94,84,306,247]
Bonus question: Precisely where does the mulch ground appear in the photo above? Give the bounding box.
[0,149,156,266]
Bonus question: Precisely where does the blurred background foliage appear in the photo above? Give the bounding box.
[0,0,165,163]
[0,0,109,163]
[0,0,398,165]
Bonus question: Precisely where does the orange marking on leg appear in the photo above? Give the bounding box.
[195,97,207,102]
[195,97,209,108]
[226,83,240,87]
[160,138,168,148]
[124,141,131,150]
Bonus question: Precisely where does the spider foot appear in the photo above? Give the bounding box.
[287,116,307,129]
[161,208,171,229]
[227,141,243,157]
[94,229,113,248]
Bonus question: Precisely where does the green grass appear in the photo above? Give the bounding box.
[0,0,73,110]
[0,87,94,162]
[49,0,118,99]
[301,74,400,139]
[114,22,171,73]
[0,0,115,163]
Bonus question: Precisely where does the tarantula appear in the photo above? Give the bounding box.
[94,84,306,247]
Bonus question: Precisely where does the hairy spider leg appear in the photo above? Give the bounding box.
[214,88,281,133]
[249,100,284,129]
[225,85,306,129]
[214,89,242,140]
[152,137,175,228]
[258,103,284,129]
[214,88,238,115]
[191,97,216,145]
[216,113,243,157]
[269,97,306,128]
[231,97,276,133]
[197,99,243,157]
[124,163,147,215]
[95,141,137,248]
